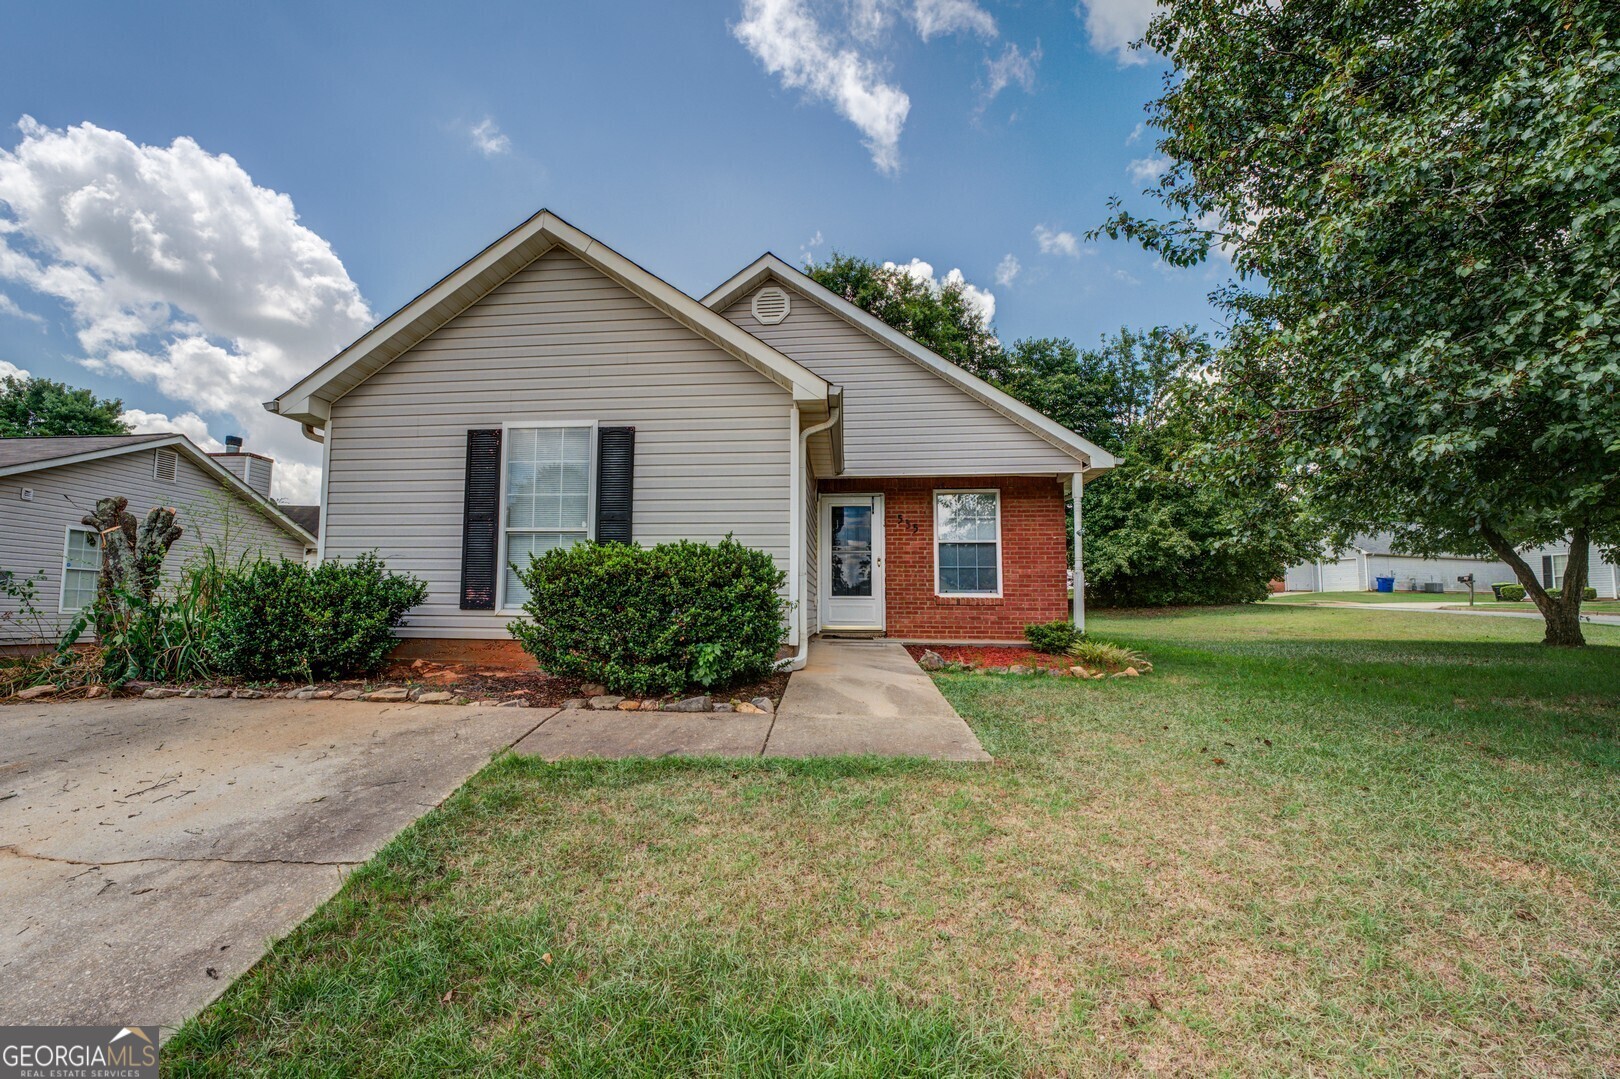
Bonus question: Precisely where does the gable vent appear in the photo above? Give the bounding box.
[751,286,791,326]
[153,448,178,483]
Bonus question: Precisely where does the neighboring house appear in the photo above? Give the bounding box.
[1284,532,1619,597]
[0,434,316,643]
[267,210,1115,654]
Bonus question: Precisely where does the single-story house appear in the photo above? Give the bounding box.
[1284,532,1619,597]
[0,434,316,643]
[266,210,1116,658]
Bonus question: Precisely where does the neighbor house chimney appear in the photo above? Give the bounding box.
[209,435,273,498]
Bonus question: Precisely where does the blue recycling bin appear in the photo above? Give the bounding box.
[1375,576,1395,593]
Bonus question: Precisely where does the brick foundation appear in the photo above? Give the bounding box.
[819,475,1069,641]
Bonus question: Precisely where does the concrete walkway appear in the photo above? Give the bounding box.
[1310,601,1620,627]
[513,639,990,762]
[0,698,546,1032]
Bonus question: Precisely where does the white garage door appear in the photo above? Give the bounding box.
[1320,557,1363,593]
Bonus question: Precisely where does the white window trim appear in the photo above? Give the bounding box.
[60,525,99,614]
[933,488,1003,598]
[1551,552,1568,591]
[496,420,598,613]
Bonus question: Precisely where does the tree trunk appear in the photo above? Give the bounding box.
[1479,525,1587,647]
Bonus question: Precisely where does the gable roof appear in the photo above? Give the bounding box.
[0,433,171,471]
[270,211,833,426]
[0,434,316,547]
[703,254,1119,477]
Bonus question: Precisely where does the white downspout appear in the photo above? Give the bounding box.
[784,395,843,671]
[1071,471,1085,633]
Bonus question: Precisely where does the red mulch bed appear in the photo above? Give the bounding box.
[374,657,789,708]
[903,644,1071,671]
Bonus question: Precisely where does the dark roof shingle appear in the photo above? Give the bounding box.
[0,434,171,471]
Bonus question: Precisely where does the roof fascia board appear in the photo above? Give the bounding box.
[274,212,829,423]
[0,436,175,480]
[704,255,1119,471]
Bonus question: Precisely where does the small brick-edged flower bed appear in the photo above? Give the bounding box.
[905,644,1150,680]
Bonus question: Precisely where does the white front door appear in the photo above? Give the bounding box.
[821,494,884,630]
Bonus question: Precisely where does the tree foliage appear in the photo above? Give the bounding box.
[1073,328,1316,608]
[1097,0,1620,644]
[805,253,1002,376]
[0,374,130,437]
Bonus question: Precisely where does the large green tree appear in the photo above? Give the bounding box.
[805,254,1002,376]
[1097,0,1620,644]
[0,374,130,437]
[1069,328,1316,608]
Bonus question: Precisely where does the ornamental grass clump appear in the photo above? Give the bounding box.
[509,537,788,697]
[1067,637,1151,673]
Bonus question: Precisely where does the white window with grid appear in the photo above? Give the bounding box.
[61,527,100,612]
[502,424,593,608]
[935,490,1002,596]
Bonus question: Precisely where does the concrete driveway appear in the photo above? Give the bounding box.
[0,697,548,1032]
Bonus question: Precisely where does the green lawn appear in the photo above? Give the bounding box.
[166,607,1620,1076]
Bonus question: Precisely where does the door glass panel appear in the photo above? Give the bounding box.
[830,504,873,598]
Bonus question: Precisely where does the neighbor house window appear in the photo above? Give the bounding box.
[1551,553,1568,591]
[502,424,593,608]
[935,490,1001,596]
[61,527,100,612]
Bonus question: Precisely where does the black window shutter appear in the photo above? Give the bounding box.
[596,426,635,543]
[459,428,502,610]
[1541,555,1554,589]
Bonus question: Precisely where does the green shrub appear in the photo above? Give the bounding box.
[1498,584,1526,602]
[1023,619,1082,655]
[508,538,788,696]
[1489,581,1516,601]
[210,553,426,681]
[1544,586,1598,601]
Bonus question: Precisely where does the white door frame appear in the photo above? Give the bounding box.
[819,493,885,631]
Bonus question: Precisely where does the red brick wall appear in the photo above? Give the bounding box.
[819,475,1069,641]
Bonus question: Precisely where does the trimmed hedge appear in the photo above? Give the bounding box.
[1024,619,1082,655]
[210,553,426,681]
[1546,586,1598,601]
[1498,584,1526,601]
[508,538,788,696]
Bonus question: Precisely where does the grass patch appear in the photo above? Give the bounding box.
[167,606,1620,1075]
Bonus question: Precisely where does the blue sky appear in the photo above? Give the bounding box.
[0,0,1223,499]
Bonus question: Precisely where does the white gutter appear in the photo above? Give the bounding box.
[783,390,843,672]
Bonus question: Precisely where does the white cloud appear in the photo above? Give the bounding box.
[1033,223,1081,258]
[994,254,1020,287]
[0,117,373,502]
[983,42,1040,103]
[0,292,43,324]
[1126,121,1145,144]
[468,117,511,157]
[910,0,996,40]
[1076,0,1159,65]
[120,407,223,450]
[1111,267,1142,285]
[1127,154,1171,183]
[885,257,995,323]
[735,0,912,174]
[0,358,28,379]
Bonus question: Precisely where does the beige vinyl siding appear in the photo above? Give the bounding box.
[323,247,794,639]
[723,282,1084,476]
[0,449,307,643]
